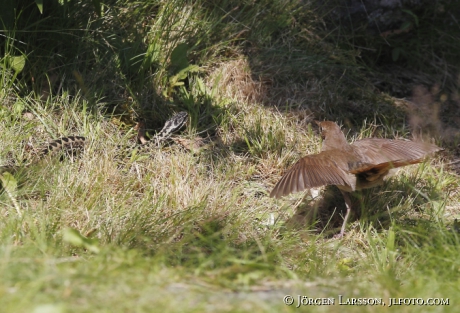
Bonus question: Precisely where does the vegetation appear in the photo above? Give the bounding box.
[1,0,459,312]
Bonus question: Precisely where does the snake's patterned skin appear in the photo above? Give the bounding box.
[152,111,188,145]
[40,136,86,159]
[0,111,188,175]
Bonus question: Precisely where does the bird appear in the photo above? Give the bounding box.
[270,121,442,238]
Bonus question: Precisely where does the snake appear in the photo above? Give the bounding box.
[0,111,188,175]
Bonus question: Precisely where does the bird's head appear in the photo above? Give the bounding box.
[314,121,348,151]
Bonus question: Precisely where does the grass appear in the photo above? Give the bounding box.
[1,0,460,312]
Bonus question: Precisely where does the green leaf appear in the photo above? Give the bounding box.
[401,9,419,27]
[35,0,44,14]
[0,172,18,196]
[197,77,206,94]
[169,64,201,88]
[63,228,100,253]
[170,43,190,73]
[13,100,25,115]
[6,55,26,73]
[337,258,354,273]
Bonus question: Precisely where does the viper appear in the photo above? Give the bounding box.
[0,111,188,176]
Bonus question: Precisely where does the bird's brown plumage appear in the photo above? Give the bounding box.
[270,121,442,237]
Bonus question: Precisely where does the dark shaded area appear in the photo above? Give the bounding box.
[1,0,181,129]
[2,1,459,127]
[319,0,460,141]
[4,0,458,140]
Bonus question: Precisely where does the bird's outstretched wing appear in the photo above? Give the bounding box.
[349,139,441,174]
[270,152,354,198]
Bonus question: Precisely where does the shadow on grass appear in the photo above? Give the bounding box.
[282,173,446,238]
